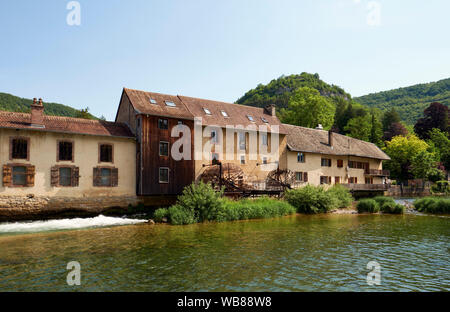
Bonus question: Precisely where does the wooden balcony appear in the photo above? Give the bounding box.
[343,184,389,191]
[364,169,390,177]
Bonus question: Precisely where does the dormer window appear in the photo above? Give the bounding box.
[261,117,268,123]
[247,115,254,122]
[150,98,157,104]
[221,110,228,117]
[203,108,212,115]
[165,101,176,107]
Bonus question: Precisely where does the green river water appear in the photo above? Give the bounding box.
[0,213,448,292]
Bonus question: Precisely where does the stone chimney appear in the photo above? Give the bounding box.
[264,104,276,117]
[31,98,45,128]
[328,130,334,147]
[315,124,323,130]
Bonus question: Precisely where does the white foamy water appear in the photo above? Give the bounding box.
[0,215,147,234]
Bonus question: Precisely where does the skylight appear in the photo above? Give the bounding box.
[165,100,176,107]
[247,115,254,122]
[221,110,229,117]
[261,117,268,123]
[203,108,212,115]
[150,98,157,104]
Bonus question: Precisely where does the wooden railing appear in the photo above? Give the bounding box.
[343,184,389,191]
[364,169,390,176]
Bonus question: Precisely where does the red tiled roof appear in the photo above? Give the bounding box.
[123,88,286,133]
[0,111,134,138]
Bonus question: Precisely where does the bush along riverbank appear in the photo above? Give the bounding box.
[153,182,296,225]
[357,197,405,214]
[414,197,450,214]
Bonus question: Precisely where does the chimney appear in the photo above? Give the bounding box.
[328,130,334,147]
[31,98,45,128]
[264,104,276,117]
[315,124,323,130]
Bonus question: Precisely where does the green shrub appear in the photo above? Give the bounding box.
[167,205,197,225]
[414,197,450,214]
[326,185,354,208]
[176,182,224,222]
[153,208,169,222]
[373,196,395,207]
[380,201,405,214]
[357,199,380,213]
[285,185,335,214]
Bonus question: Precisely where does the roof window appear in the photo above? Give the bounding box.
[247,115,254,122]
[203,108,212,115]
[221,110,229,117]
[150,98,157,104]
[165,101,176,107]
[261,117,268,123]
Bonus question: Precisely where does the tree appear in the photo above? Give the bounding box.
[382,108,401,132]
[383,134,430,181]
[411,150,437,180]
[76,107,92,119]
[280,87,335,130]
[427,128,450,170]
[369,112,384,147]
[344,115,372,141]
[414,102,449,140]
[383,122,408,141]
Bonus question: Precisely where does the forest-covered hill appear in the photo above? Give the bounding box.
[236,72,352,109]
[0,92,97,119]
[354,78,450,125]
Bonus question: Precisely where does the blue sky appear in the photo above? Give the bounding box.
[0,0,449,120]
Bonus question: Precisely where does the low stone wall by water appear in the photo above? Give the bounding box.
[386,185,431,197]
[0,195,177,221]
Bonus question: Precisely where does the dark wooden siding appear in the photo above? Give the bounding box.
[139,115,194,195]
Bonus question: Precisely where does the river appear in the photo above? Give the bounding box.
[0,213,448,292]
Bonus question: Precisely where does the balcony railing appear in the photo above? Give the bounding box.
[343,184,389,191]
[364,169,390,176]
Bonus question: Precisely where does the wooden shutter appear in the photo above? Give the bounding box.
[93,167,101,186]
[328,159,332,167]
[72,167,80,187]
[111,168,118,187]
[328,176,332,184]
[26,165,35,187]
[3,165,12,187]
[303,172,308,182]
[51,166,59,186]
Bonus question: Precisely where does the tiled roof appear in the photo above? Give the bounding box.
[0,111,134,138]
[122,88,286,133]
[282,124,390,160]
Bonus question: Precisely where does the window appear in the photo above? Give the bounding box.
[159,141,169,156]
[261,117,268,123]
[247,115,254,122]
[349,177,358,184]
[320,176,331,185]
[337,159,344,168]
[212,153,220,165]
[211,130,218,144]
[297,152,305,163]
[321,158,331,167]
[240,155,246,164]
[261,133,268,146]
[51,166,79,187]
[158,119,168,130]
[239,132,246,150]
[335,177,341,184]
[3,165,35,187]
[365,177,373,184]
[150,98,157,104]
[159,167,169,183]
[263,157,268,165]
[58,141,73,162]
[221,110,229,117]
[99,144,113,163]
[12,166,27,186]
[11,138,29,160]
[178,121,183,125]
[93,167,118,187]
[296,172,304,182]
[203,107,211,115]
[165,100,176,107]
[59,167,72,187]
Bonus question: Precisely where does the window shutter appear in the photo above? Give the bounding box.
[111,168,118,187]
[328,176,332,184]
[93,168,101,186]
[72,167,80,187]
[51,166,59,186]
[3,165,12,187]
[329,160,332,167]
[26,165,35,187]
[303,172,308,182]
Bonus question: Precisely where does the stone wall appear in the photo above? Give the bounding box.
[386,185,431,197]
